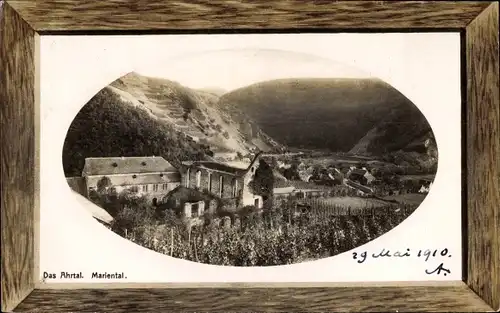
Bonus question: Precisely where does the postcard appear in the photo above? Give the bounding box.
[39,33,461,284]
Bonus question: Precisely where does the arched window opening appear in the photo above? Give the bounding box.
[196,170,201,188]
[219,175,224,198]
[185,168,190,187]
[208,172,213,192]
[231,178,238,197]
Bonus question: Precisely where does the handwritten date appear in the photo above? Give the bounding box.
[352,248,452,276]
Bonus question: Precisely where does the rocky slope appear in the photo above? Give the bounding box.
[109,72,283,155]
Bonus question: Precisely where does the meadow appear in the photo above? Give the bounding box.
[382,193,427,206]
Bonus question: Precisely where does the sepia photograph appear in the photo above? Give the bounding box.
[62,47,438,267]
[4,1,498,311]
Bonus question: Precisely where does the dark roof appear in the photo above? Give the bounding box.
[284,180,332,191]
[274,179,294,188]
[340,168,350,174]
[83,156,177,176]
[345,180,373,193]
[349,168,367,176]
[189,152,263,176]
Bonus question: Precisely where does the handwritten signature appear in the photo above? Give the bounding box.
[425,263,451,276]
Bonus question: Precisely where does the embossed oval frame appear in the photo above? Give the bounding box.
[1,1,498,312]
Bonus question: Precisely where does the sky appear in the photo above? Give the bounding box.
[133,47,372,91]
[41,33,459,93]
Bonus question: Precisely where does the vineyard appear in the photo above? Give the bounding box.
[110,200,417,266]
[293,197,402,218]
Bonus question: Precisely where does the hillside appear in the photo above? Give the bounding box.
[108,72,282,155]
[219,78,435,156]
[63,88,209,177]
[197,87,227,97]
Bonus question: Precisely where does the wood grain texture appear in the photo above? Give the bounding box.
[466,2,500,311]
[6,1,492,32]
[1,0,499,312]
[14,283,494,312]
[0,2,37,313]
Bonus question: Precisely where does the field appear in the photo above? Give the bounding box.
[290,196,398,219]
[382,193,427,205]
[297,154,379,167]
[399,174,436,181]
[317,196,391,208]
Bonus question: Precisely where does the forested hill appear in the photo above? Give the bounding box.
[63,88,209,177]
[63,71,284,177]
[219,78,435,156]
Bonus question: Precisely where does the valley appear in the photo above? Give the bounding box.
[64,71,437,267]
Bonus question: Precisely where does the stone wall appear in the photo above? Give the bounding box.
[183,200,206,218]
[207,199,218,214]
[86,172,180,189]
[66,177,87,196]
[184,167,244,199]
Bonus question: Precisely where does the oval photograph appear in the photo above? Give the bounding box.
[63,49,438,266]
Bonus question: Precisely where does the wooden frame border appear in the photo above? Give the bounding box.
[1,1,498,311]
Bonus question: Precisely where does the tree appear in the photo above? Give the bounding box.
[270,157,278,169]
[62,87,210,176]
[97,176,111,193]
[110,194,154,236]
[249,160,274,211]
[283,163,300,180]
[249,160,274,196]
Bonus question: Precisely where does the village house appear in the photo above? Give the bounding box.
[418,180,433,194]
[345,179,374,194]
[347,167,376,185]
[276,160,292,169]
[241,157,252,163]
[328,167,344,181]
[300,172,314,183]
[297,165,315,182]
[81,156,182,205]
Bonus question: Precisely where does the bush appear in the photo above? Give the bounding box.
[96,176,112,193]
